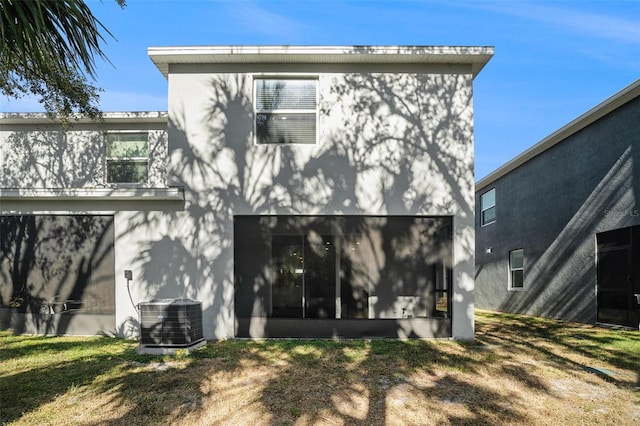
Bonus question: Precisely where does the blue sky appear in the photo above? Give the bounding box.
[2,0,639,180]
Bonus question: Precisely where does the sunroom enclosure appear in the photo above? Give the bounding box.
[235,216,452,338]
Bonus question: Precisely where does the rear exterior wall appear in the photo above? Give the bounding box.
[165,63,477,339]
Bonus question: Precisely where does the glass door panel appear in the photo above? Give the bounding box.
[340,233,373,319]
[597,246,632,327]
[304,233,336,318]
[271,236,304,318]
[271,233,337,318]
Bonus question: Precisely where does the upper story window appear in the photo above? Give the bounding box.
[106,133,148,184]
[254,78,317,145]
[480,188,496,226]
[509,249,524,290]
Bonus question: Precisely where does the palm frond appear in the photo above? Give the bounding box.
[0,0,124,120]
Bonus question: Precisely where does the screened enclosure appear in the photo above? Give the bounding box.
[0,215,115,335]
[234,216,453,338]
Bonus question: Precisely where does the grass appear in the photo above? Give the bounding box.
[1,310,639,425]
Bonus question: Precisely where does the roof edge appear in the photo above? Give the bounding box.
[148,45,494,79]
[0,111,168,125]
[476,79,640,192]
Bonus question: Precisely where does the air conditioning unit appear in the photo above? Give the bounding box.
[139,299,203,347]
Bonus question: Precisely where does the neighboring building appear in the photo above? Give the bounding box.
[475,79,640,330]
[1,45,493,339]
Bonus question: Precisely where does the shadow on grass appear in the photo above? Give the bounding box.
[476,310,640,374]
[252,339,534,425]
[2,311,639,424]
[78,338,535,425]
[0,334,138,423]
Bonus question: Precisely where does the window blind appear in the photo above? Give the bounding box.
[255,79,317,144]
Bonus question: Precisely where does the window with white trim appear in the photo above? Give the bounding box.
[254,78,317,144]
[106,133,149,184]
[480,188,496,226]
[509,249,524,290]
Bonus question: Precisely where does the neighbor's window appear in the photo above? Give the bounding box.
[255,78,317,144]
[509,249,524,290]
[106,133,149,183]
[480,188,496,226]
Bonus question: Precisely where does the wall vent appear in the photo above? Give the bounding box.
[139,299,203,347]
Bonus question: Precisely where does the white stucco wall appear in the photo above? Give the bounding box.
[0,59,480,340]
[159,64,476,339]
[0,119,167,189]
[0,116,172,338]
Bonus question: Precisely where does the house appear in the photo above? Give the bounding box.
[475,79,640,330]
[1,45,493,339]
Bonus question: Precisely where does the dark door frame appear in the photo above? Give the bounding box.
[596,225,639,329]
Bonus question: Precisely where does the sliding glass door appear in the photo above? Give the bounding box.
[270,234,336,318]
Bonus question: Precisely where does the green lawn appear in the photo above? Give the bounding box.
[1,310,639,425]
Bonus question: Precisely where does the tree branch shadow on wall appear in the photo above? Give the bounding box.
[1,130,105,188]
[0,67,567,426]
[0,127,118,335]
[0,215,115,335]
[118,69,481,423]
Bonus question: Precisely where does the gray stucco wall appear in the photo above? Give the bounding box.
[475,95,640,323]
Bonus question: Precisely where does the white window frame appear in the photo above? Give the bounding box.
[509,248,524,290]
[105,131,149,185]
[480,188,496,226]
[253,76,319,145]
